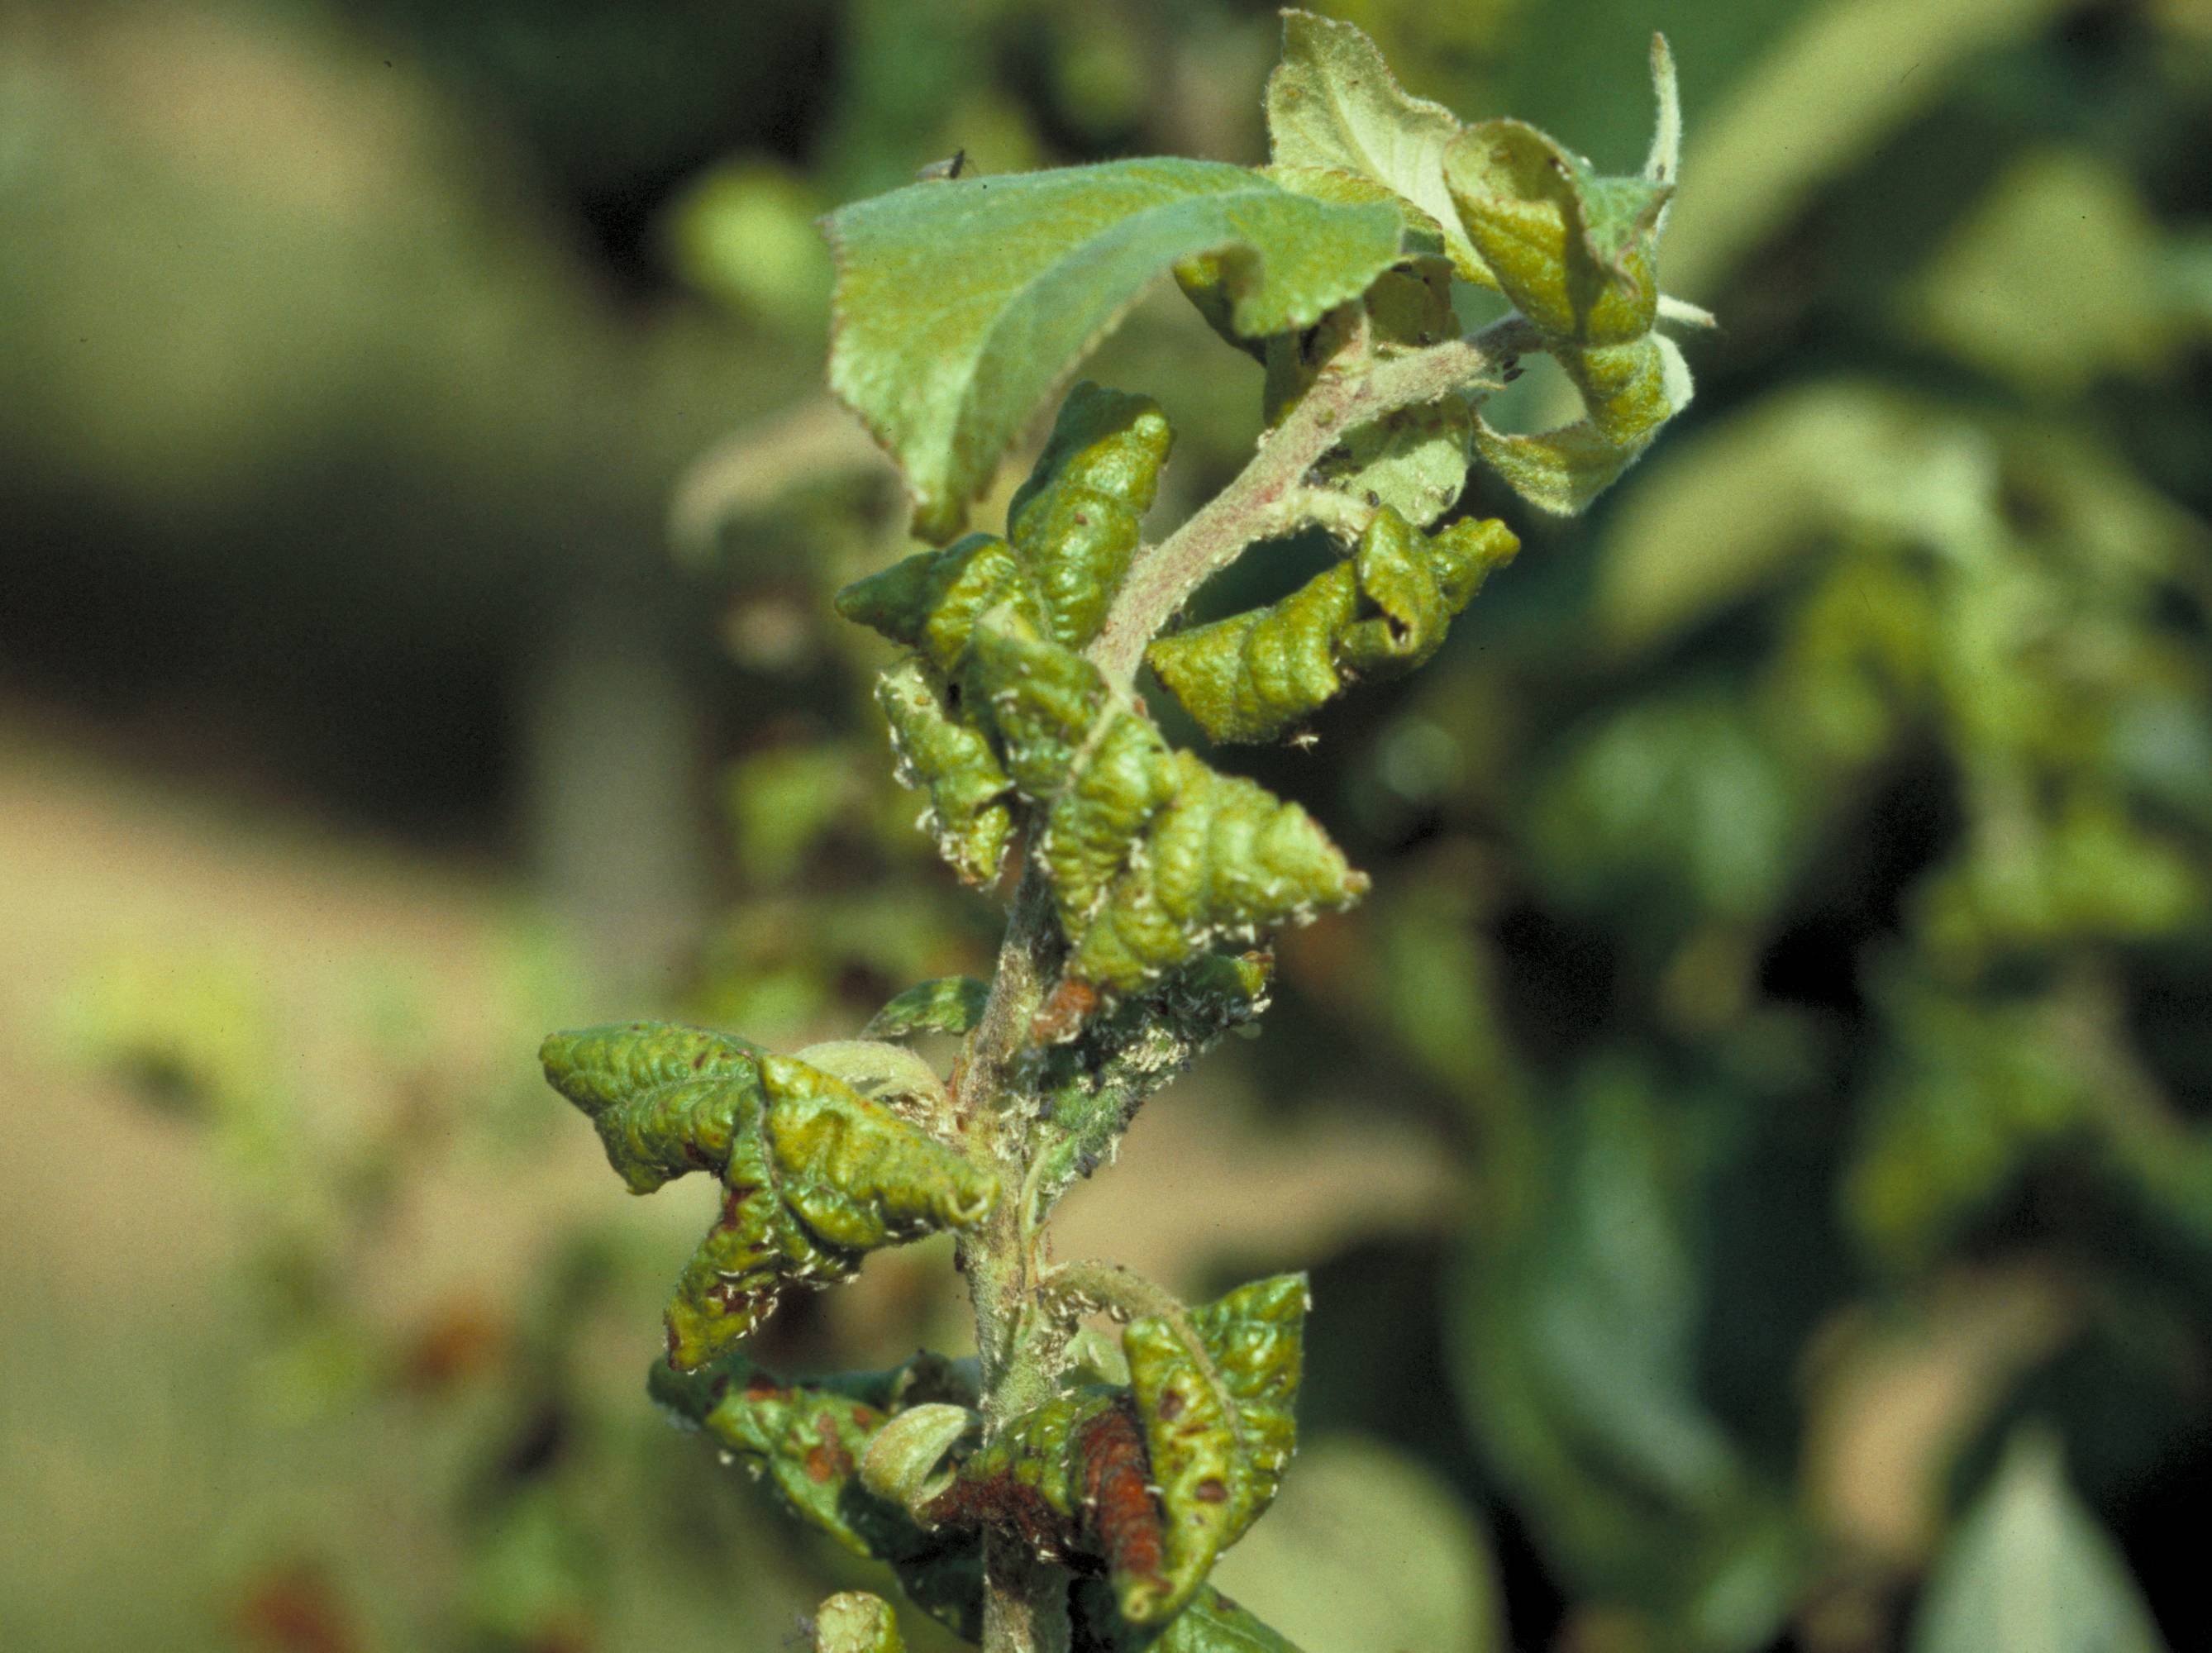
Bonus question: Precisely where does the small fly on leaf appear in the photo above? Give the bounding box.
[915,148,967,183]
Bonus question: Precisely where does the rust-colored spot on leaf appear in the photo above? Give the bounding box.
[803,1444,840,1483]
[1194,1477,1228,1503]
[1154,1388,1184,1421]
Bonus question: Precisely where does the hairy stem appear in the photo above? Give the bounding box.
[1086,314,1542,687]
[959,857,1070,1653]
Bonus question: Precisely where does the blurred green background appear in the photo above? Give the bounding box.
[4,1,2210,1649]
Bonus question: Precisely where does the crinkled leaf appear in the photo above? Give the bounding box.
[873,660,1016,886]
[540,1024,996,1368]
[1008,383,1175,649]
[1116,1275,1309,1622]
[837,534,1037,675]
[1912,1431,2167,1653]
[813,1591,907,1653]
[963,608,1111,799]
[1066,750,1368,994]
[1071,1579,1306,1653]
[863,975,992,1039]
[1265,11,1493,288]
[825,159,1403,541]
[958,620,1363,986]
[1149,508,1518,743]
[1442,120,1668,347]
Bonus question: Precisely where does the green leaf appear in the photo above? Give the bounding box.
[860,1402,979,1519]
[1912,1431,2167,1653]
[1265,11,1494,288]
[1117,1275,1309,1622]
[1008,383,1175,649]
[825,159,1404,541]
[863,975,992,1039]
[837,534,1037,676]
[1071,1579,1306,1653]
[813,1591,907,1653]
[1439,40,1699,517]
[874,660,1017,887]
[539,1024,998,1369]
[1148,508,1518,744]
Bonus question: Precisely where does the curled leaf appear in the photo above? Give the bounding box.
[1442,118,1667,347]
[1066,751,1368,993]
[813,1591,907,1653]
[837,534,1036,675]
[861,1402,980,1521]
[1441,38,1700,517]
[540,1024,997,1368]
[650,1349,984,1640]
[1042,710,1184,931]
[1116,1275,1309,1622]
[963,608,1112,798]
[1148,508,1518,743]
[1471,332,1694,516]
[863,975,992,1039]
[875,660,1016,886]
[1009,383,1174,649]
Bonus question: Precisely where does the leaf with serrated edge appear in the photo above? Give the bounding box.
[1266,11,1494,289]
[826,159,1401,541]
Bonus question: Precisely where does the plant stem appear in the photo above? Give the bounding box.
[959,857,1070,1653]
[952,314,1537,1652]
[1086,314,1541,688]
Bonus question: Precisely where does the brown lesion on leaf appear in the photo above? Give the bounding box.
[1076,1400,1167,1593]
